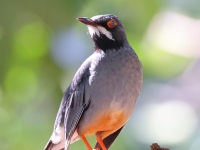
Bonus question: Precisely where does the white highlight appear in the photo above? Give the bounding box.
[87,25,114,40]
[88,25,100,37]
[51,125,64,144]
[50,125,66,150]
[98,26,114,40]
[50,124,81,150]
[89,51,105,85]
[65,140,70,150]
[132,100,198,145]
[143,11,200,58]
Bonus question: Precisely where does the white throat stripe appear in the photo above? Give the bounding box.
[87,25,114,40]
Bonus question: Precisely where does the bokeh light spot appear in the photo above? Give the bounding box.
[5,67,38,102]
[0,107,9,123]
[13,21,49,60]
[0,87,2,102]
[133,100,198,145]
[190,138,200,150]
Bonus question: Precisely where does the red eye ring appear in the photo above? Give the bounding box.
[107,19,118,28]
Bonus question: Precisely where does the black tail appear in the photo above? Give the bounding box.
[95,126,124,150]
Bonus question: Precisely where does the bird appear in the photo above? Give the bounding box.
[44,14,143,150]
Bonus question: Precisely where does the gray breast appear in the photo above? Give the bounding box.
[78,48,142,129]
[91,49,142,105]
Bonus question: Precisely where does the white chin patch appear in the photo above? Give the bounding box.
[88,25,100,37]
[87,25,114,40]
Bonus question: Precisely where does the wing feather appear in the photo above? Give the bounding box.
[65,77,90,141]
[44,55,92,150]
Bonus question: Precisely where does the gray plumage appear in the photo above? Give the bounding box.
[44,14,143,150]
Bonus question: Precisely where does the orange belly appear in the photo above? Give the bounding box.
[78,110,128,139]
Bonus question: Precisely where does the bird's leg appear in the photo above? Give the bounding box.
[81,136,93,150]
[96,138,107,150]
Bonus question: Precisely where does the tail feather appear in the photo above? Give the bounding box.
[44,139,65,150]
[95,126,124,150]
[44,140,53,150]
[44,126,80,150]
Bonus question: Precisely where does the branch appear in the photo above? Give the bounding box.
[150,143,170,150]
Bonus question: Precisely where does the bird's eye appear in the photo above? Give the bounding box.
[107,19,118,28]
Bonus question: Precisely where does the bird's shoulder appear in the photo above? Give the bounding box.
[70,51,105,89]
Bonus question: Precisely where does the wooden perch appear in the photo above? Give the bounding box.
[150,143,170,150]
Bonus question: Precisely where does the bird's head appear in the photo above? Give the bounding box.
[77,14,128,51]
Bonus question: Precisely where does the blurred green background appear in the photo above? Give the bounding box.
[0,0,200,150]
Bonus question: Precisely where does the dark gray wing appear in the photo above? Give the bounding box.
[64,71,90,141]
[44,57,92,150]
[54,85,71,131]
[94,126,124,150]
[44,86,71,150]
